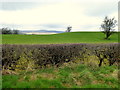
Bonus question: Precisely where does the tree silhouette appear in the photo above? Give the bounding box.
[66,26,72,32]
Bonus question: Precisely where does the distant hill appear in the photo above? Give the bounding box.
[20,30,64,34]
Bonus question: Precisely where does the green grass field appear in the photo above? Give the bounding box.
[2,32,118,44]
[2,63,118,88]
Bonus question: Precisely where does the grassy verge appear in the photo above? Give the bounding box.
[2,62,118,88]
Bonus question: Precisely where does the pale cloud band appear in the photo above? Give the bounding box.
[0,0,118,31]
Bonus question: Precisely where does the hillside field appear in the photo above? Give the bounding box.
[2,32,118,44]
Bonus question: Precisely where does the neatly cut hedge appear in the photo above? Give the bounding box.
[2,43,119,70]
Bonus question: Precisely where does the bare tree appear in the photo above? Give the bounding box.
[101,16,117,39]
[12,30,19,34]
[1,27,19,34]
[1,28,12,34]
[66,26,72,32]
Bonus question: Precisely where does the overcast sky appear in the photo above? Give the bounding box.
[0,0,118,31]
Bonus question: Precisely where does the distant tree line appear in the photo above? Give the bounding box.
[0,28,19,34]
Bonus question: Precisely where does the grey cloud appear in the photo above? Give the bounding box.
[82,24,98,29]
[0,1,61,11]
[1,23,23,29]
[82,2,117,17]
[0,23,66,30]
[41,24,65,28]
[0,2,44,11]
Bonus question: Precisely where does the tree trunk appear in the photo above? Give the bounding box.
[105,32,110,39]
[99,58,103,67]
